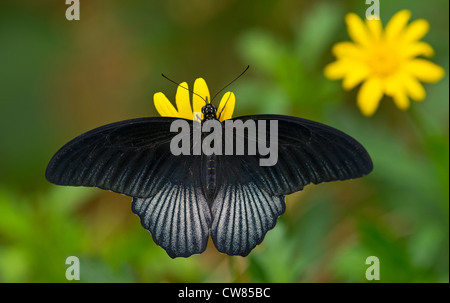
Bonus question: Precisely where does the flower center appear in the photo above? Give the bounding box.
[366,45,399,77]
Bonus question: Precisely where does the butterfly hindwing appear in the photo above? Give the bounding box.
[210,156,286,256]
[131,155,211,258]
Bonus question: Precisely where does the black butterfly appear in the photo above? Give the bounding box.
[46,101,373,258]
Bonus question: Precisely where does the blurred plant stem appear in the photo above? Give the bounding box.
[228,257,245,282]
[409,106,449,212]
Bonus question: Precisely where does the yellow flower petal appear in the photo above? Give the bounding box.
[325,58,371,89]
[403,74,426,101]
[392,89,410,110]
[193,78,210,120]
[384,73,410,109]
[405,59,445,82]
[217,92,235,121]
[332,42,363,59]
[393,92,409,110]
[343,65,370,90]
[154,92,178,117]
[385,9,411,41]
[383,74,397,97]
[402,19,429,43]
[324,59,353,79]
[175,82,193,119]
[366,18,383,42]
[345,13,371,46]
[357,77,384,116]
[400,41,435,58]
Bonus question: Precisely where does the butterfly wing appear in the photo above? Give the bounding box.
[210,114,373,256]
[131,156,211,258]
[231,114,373,196]
[46,117,211,257]
[47,117,186,198]
[46,114,373,257]
[210,154,285,256]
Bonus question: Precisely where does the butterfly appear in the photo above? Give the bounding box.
[45,76,373,258]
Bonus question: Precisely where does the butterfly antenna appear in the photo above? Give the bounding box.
[211,65,249,102]
[161,74,208,104]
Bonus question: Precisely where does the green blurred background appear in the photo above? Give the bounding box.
[0,0,448,283]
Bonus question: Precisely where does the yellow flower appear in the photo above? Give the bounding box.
[324,9,445,116]
[154,78,235,122]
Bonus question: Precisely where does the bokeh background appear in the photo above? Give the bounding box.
[0,0,448,283]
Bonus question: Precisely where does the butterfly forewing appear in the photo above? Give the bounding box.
[46,117,190,198]
[228,114,373,196]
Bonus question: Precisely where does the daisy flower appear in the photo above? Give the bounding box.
[154,78,235,122]
[324,9,445,116]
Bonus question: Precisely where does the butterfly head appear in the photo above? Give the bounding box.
[201,97,217,120]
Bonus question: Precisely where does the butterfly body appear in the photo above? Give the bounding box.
[46,113,373,258]
[203,154,219,205]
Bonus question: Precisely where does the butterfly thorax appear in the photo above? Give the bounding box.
[201,103,217,121]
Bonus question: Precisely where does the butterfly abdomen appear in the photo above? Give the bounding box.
[202,154,219,205]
